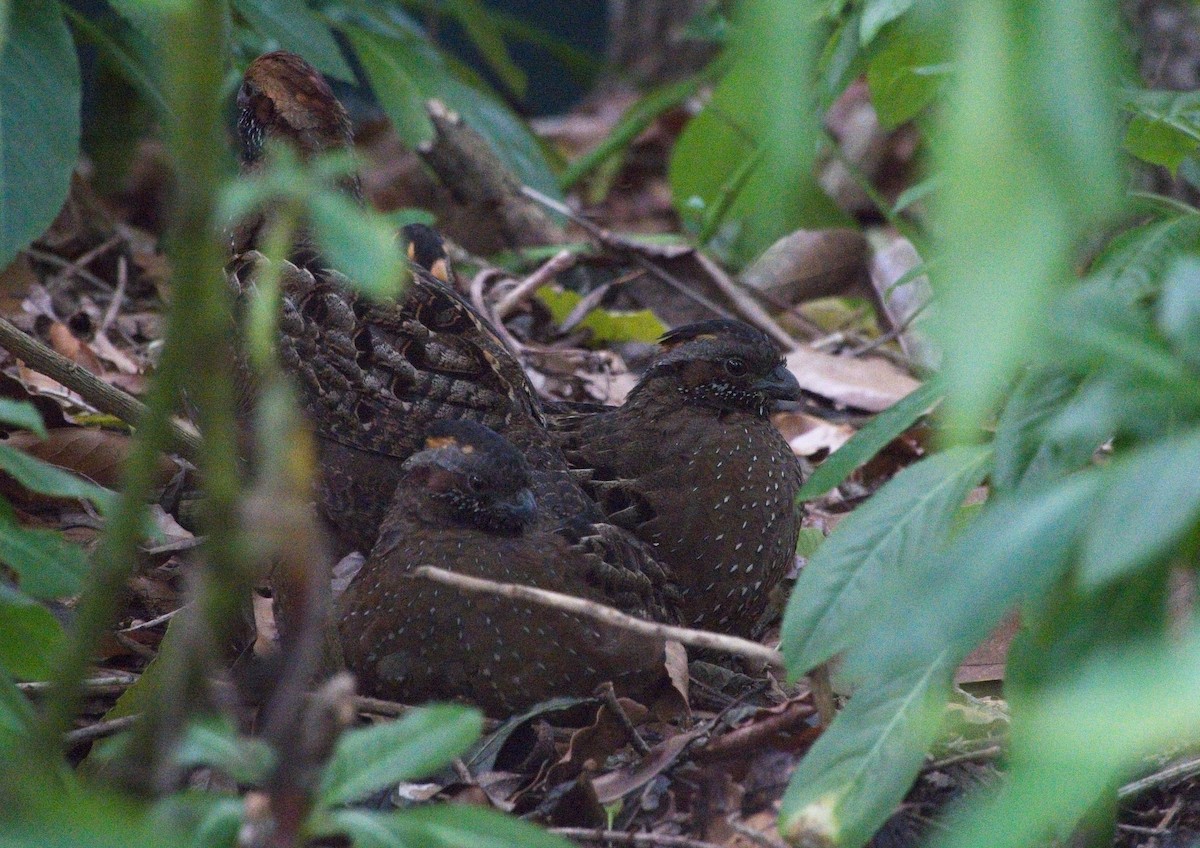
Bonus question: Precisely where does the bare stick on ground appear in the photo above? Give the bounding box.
[0,316,202,462]
[411,565,784,668]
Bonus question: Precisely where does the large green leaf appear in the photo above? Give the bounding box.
[779,654,954,848]
[329,805,573,848]
[864,13,949,129]
[335,14,561,202]
[846,472,1103,682]
[0,442,115,512]
[930,0,1123,439]
[796,377,942,501]
[233,0,354,82]
[0,1,81,269]
[668,0,847,266]
[307,190,407,301]
[0,667,35,752]
[1122,89,1200,173]
[0,498,88,600]
[442,0,525,98]
[1080,427,1200,587]
[933,631,1200,848]
[175,715,277,785]
[782,445,992,677]
[343,26,434,149]
[0,581,67,680]
[319,704,482,807]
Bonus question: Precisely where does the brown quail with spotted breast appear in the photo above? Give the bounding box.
[551,320,804,636]
[338,420,671,715]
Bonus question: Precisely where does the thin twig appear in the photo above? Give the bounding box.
[924,744,1003,772]
[23,247,116,293]
[64,714,139,748]
[122,607,185,632]
[1118,754,1200,800]
[725,818,790,848]
[494,249,576,320]
[597,681,651,756]
[691,252,797,350]
[550,828,725,848]
[19,672,139,694]
[520,186,738,321]
[98,254,128,336]
[411,566,783,668]
[0,316,202,462]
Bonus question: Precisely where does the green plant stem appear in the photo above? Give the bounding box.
[39,0,249,759]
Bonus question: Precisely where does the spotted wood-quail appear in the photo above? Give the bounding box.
[551,320,805,636]
[230,53,614,555]
[338,420,670,714]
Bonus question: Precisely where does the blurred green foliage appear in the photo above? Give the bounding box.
[3,1,1200,846]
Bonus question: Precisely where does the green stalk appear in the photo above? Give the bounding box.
[39,0,248,756]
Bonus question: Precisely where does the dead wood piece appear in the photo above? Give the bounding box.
[411,566,784,669]
[418,100,565,249]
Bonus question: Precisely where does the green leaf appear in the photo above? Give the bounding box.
[991,367,1091,494]
[560,71,712,190]
[859,0,916,45]
[335,16,562,203]
[0,399,45,438]
[60,7,170,119]
[232,0,354,82]
[865,17,948,129]
[0,442,115,512]
[307,190,407,301]
[0,1,81,269]
[343,26,434,150]
[847,472,1103,682]
[536,287,667,344]
[0,667,35,751]
[782,445,992,677]
[934,631,1200,848]
[0,582,66,680]
[930,0,1123,440]
[1080,427,1200,587]
[329,804,574,848]
[319,704,482,807]
[1122,89,1200,173]
[1088,212,1200,302]
[175,715,276,785]
[1158,253,1200,368]
[0,498,88,599]
[668,0,848,266]
[443,0,526,97]
[796,377,943,500]
[779,654,954,848]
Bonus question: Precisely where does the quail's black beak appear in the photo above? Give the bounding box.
[499,488,537,529]
[755,362,802,407]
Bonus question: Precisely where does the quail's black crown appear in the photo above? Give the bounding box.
[402,420,536,534]
[640,320,801,417]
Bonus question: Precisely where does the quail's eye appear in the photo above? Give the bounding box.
[467,474,484,491]
[724,357,748,376]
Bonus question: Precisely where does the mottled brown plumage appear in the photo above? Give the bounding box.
[338,421,670,715]
[229,53,611,554]
[552,320,804,636]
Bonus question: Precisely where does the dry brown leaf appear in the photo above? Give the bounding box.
[46,321,104,375]
[0,428,178,496]
[739,229,870,305]
[773,411,855,457]
[89,332,142,375]
[955,612,1019,685]
[785,347,919,412]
